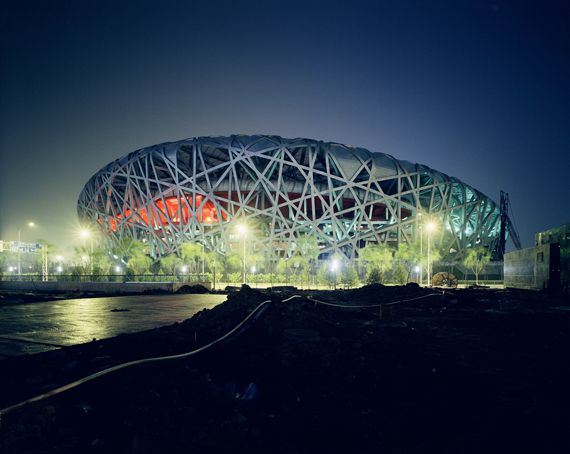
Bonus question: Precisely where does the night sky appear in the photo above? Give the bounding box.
[1,0,569,254]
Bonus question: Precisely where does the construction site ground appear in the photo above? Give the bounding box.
[1,285,569,453]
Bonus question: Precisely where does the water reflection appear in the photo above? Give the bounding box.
[0,294,226,357]
[63,298,113,344]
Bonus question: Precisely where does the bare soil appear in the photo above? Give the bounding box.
[1,285,570,453]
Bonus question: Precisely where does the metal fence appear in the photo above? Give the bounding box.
[0,274,506,289]
[457,280,504,287]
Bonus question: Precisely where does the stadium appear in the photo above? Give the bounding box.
[78,135,502,260]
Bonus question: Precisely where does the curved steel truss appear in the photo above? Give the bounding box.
[78,135,502,259]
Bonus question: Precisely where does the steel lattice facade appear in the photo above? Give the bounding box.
[78,135,502,259]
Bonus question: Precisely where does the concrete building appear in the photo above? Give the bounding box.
[504,222,568,291]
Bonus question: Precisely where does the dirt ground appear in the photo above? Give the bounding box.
[1,285,570,453]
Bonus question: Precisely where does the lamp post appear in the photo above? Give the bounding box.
[202,217,213,283]
[237,223,248,284]
[417,212,423,286]
[426,221,437,286]
[54,256,64,276]
[17,221,35,277]
[330,258,339,290]
[201,242,205,277]
[419,223,424,286]
[250,265,256,288]
[41,242,48,282]
[80,228,94,276]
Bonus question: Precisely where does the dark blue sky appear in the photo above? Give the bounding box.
[1,0,569,252]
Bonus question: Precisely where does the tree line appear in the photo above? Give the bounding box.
[1,235,492,286]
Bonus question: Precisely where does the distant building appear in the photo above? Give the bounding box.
[0,240,42,254]
[504,223,569,291]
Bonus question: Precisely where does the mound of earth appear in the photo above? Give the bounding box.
[175,284,210,294]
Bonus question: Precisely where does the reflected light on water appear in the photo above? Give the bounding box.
[65,298,113,343]
[0,294,226,357]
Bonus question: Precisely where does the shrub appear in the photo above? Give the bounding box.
[366,268,382,285]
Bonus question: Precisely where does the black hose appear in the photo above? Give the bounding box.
[0,292,433,418]
[0,297,281,418]
[307,291,444,308]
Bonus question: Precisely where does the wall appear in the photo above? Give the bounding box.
[504,247,536,289]
[536,223,569,290]
[0,281,211,294]
[504,243,559,290]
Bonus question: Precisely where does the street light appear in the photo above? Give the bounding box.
[250,265,257,288]
[330,258,339,290]
[17,221,35,276]
[54,256,64,276]
[201,242,205,277]
[79,228,94,276]
[426,221,437,286]
[236,223,248,284]
[416,213,424,286]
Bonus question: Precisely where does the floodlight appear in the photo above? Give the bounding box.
[426,221,437,232]
[330,259,339,272]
